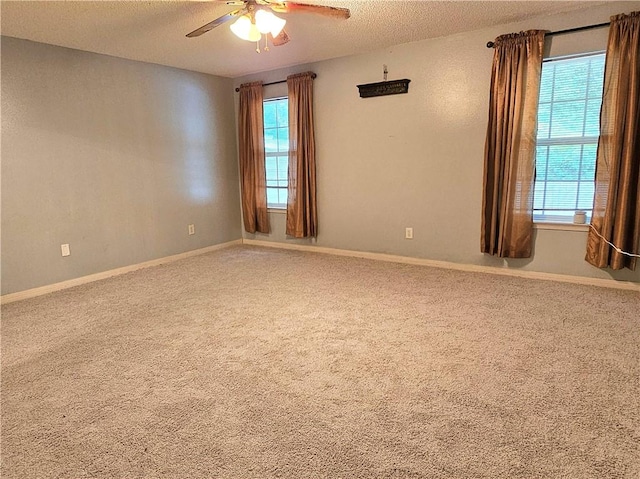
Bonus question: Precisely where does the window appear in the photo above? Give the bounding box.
[534,52,605,223]
[263,98,289,209]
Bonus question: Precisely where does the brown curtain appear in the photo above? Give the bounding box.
[586,11,640,270]
[481,30,546,258]
[286,72,317,238]
[238,81,269,234]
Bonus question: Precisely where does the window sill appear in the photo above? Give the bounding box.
[534,222,589,232]
[267,208,286,214]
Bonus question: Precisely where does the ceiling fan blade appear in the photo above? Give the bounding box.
[186,8,248,38]
[269,2,350,20]
[272,29,290,46]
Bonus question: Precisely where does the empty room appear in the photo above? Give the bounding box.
[1,0,639,477]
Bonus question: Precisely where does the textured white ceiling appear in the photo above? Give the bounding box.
[1,1,609,78]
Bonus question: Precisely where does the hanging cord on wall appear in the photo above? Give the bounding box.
[588,224,640,258]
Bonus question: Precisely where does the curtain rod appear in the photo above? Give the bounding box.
[486,21,610,48]
[235,73,317,92]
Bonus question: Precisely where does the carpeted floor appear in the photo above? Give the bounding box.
[1,245,639,478]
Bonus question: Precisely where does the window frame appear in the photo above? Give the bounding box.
[533,51,606,225]
[263,96,289,210]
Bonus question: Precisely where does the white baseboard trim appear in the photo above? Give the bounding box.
[4,238,636,304]
[1,240,243,304]
[242,239,640,292]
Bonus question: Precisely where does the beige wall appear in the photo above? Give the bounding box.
[237,1,640,283]
[1,37,242,295]
[3,2,638,295]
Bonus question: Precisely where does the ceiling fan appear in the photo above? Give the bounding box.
[186,0,350,51]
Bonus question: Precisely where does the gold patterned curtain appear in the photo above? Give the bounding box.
[238,81,269,234]
[286,72,318,238]
[586,11,640,270]
[481,30,546,258]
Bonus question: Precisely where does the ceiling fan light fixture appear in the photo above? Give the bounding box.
[247,22,262,42]
[230,15,262,42]
[254,9,286,37]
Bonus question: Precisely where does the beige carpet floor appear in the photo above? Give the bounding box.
[1,245,639,478]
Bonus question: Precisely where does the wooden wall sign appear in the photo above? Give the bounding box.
[357,79,411,98]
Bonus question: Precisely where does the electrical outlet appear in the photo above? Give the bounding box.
[61,244,71,257]
[405,227,413,239]
[188,224,195,235]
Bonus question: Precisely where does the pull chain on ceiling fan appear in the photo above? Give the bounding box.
[186,0,350,53]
